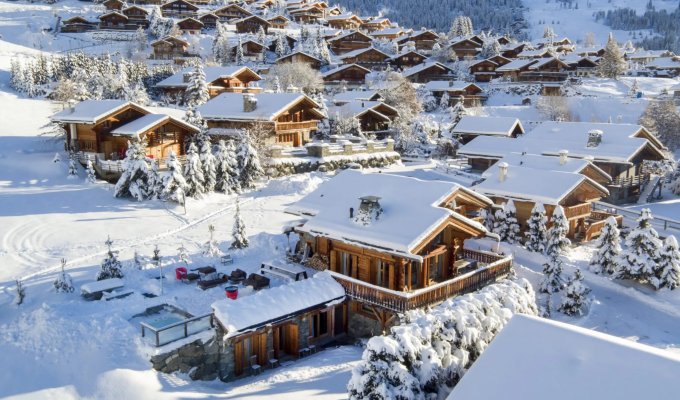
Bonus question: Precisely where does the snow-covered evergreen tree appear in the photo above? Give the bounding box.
[546,205,571,257]
[615,208,662,286]
[114,139,152,201]
[183,142,206,198]
[480,207,494,232]
[215,139,240,194]
[160,150,188,204]
[231,200,249,249]
[177,244,190,265]
[539,254,565,294]
[97,236,124,281]
[184,64,210,107]
[85,155,96,184]
[257,26,266,44]
[558,269,591,316]
[598,33,627,79]
[505,200,520,244]
[525,203,548,253]
[236,131,264,190]
[657,235,680,290]
[199,139,217,193]
[439,92,450,110]
[53,258,74,293]
[67,151,78,179]
[589,217,621,275]
[492,204,508,241]
[235,35,245,66]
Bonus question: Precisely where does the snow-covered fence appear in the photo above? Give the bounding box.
[594,201,680,235]
[141,313,214,347]
[328,249,513,313]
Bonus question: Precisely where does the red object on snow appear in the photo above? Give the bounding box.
[225,285,238,300]
[175,267,188,280]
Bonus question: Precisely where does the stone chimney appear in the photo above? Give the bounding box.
[353,196,383,226]
[559,149,569,165]
[243,93,257,112]
[587,129,603,148]
[498,162,508,182]
[183,73,192,83]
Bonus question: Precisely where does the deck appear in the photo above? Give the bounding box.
[328,249,513,313]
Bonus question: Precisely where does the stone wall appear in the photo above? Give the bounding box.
[150,336,220,381]
[266,152,401,178]
[348,310,384,338]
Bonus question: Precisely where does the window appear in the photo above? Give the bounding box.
[375,260,389,287]
[410,262,420,288]
[340,252,353,276]
[429,254,444,282]
[311,310,329,338]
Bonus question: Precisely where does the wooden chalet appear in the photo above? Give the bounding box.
[495,59,538,81]
[328,100,398,133]
[61,16,97,33]
[234,40,266,61]
[360,17,391,32]
[177,17,203,34]
[338,47,391,69]
[389,50,428,69]
[267,15,290,29]
[473,162,618,242]
[326,13,362,30]
[451,116,523,144]
[155,66,262,99]
[267,34,297,53]
[198,13,219,29]
[370,27,407,41]
[322,64,371,86]
[286,170,512,333]
[423,81,485,108]
[520,57,569,82]
[160,0,199,18]
[289,6,324,24]
[449,37,482,60]
[500,42,526,59]
[51,100,198,174]
[211,272,347,381]
[198,92,323,147]
[213,4,252,22]
[98,12,133,30]
[397,30,439,52]
[235,15,270,34]
[275,51,322,69]
[103,0,124,11]
[150,36,190,60]
[562,55,599,77]
[121,5,149,25]
[469,55,512,82]
[327,30,372,55]
[401,61,454,83]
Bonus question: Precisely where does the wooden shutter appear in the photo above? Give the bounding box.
[256,333,267,365]
[329,250,337,272]
[358,257,370,282]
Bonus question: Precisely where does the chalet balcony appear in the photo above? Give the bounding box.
[328,249,513,313]
[580,210,623,242]
[563,203,592,220]
[275,121,319,132]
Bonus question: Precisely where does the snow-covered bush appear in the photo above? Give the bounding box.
[53,258,74,293]
[97,237,124,281]
[525,203,547,253]
[114,139,153,201]
[85,156,96,184]
[546,205,571,257]
[657,236,680,290]
[615,209,662,287]
[203,224,221,257]
[231,200,249,249]
[589,217,621,275]
[177,244,190,265]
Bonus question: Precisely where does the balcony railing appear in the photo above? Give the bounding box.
[328,249,513,313]
[563,203,592,220]
[141,313,213,347]
[581,211,624,242]
[275,121,319,131]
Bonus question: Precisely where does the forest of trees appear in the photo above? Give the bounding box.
[597,2,680,52]
[334,0,527,36]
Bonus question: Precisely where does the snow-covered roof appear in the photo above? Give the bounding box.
[458,121,664,164]
[498,153,611,181]
[627,50,669,60]
[647,57,680,70]
[110,114,198,136]
[473,163,608,205]
[327,100,392,120]
[51,100,146,124]
[528,56,567,70]
[197,92,320,121]
[452,116,522,137]
[286,170,488,257]
[338,47,390,60]
[496,59,537,72]
[401,61,452,77]
[423,81,480,92]
[275,50,323,63]
[211,271,345,337]
[448,314,680,400]
[325,13,359,21]
[332,90,383,102]
[370,27,404,36]
[155,66,261,88]
[80,278,124,294]
[321,63,370,78]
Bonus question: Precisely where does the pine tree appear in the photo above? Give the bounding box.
[546,205,571,257]
[615,208,662,286]
[525,203,548,253]
[505,200,520,244]
[257,25,266,44]
[183,142,206,198]
[480,207,495,231]
[492,204,509,241]
[215,139,240,194]
[85,155,96,184]
[539,254,565,294]
[231,200,249,249]
[589,217,621,275]
[203,224,221,257]
[184,64,210,107]
[97,236,124,280]
[67,151,78,179]
[160,150,188,204]
[657,235,680,290]
[114,139,152,201]
[558,269,591,316]
[199,139,217,193]
[236,131,264,190]
[53,258,74,293]
[275,33,287,58]
[135,26,147,52]
[235,35,245,66]
[439,92,450,110]
[598,33,628,79]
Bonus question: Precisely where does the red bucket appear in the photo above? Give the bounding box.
[225,285,238,300]
[175,267,188,280]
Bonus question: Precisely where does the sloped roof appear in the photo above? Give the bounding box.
[110,114,199,136]
[449,315,680,400]
[332,90,383,102]
[155,66,261,88]
[286,170,487,257]
[401,61,452,77]
[321,63,370,78]
[496,59,538,72]
[338,46,390,60]
[498,153,611,181]
[197,92,321,121]
[423,81,482,92]
[51,100,145,124]
[452,116,523,137]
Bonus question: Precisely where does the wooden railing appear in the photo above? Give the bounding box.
[141,313,213,347]
[581,211,623,242]
[328,250,513,313]
[563,203,592,219]
[275,121,319,131]
[610,173,650,188]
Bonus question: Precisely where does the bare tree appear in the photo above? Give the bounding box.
[266,62,323,94]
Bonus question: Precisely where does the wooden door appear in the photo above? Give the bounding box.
[234,340,244,376]
[284,324,299,357]
[333,305,345,335]
[255,332,267,365]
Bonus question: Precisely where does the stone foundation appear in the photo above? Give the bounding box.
[150,336,220,381]
[266,152,401,178]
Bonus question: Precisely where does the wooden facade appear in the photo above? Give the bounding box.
[322,64,370,84]
[276,52,322,69]
[213,4,252,21]
[449,38,481,60]
[177,17,203,34]
[61,16,97,33]
[340,48,390,68]
[103,0,124,10]
[150,36,190,60]
[198,13,219,29]
[235,15,270,34]
[267,15,289,29]
[398,30,439,52]
[328,31,372,55]
[160,0,199,18]
[327,14,362,30]
[390,50,428,69]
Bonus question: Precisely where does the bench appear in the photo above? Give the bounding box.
[244,273,270,290]
[81,278,125,301]
[197,273,230,290]
[229,268,247,284]
[102,289,135,301]
[260,263,308,281]
[221,254,234,265]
